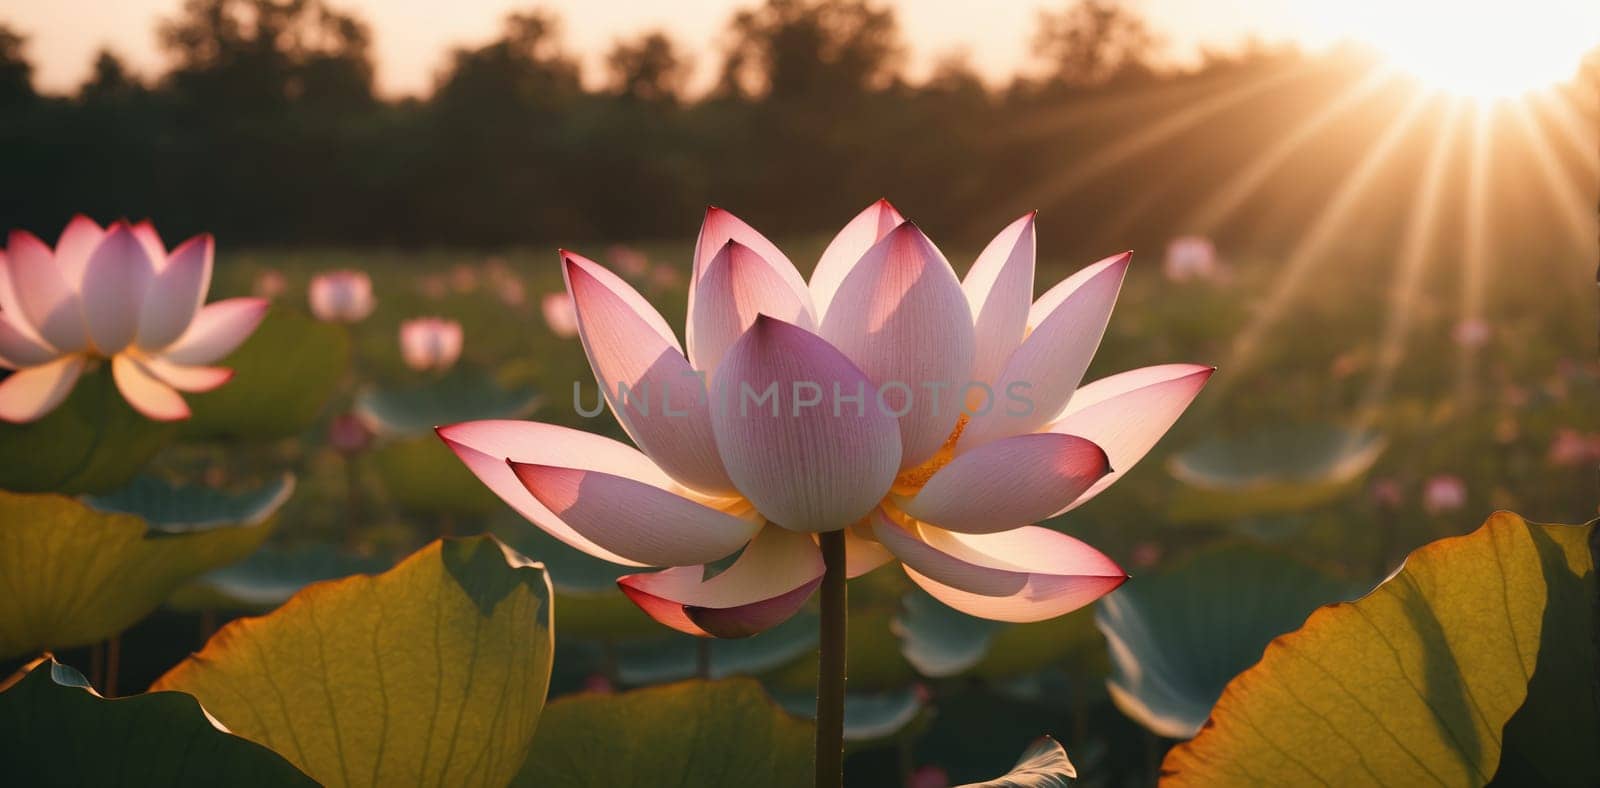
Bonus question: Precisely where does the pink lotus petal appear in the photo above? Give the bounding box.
[508,461,760,567]
[617,526,824,638]
[710,315,902,532]
[819,222,974,468]
[1046,364,1214,514]
[140,355,234,393]
[0,313,58,367]
[7,230,88,352]
[111,353,189,421]
[688,240,816,376]
[687,208,811,355]
[901,432,1109,533]
[129,220,166,265]
[0,354,85,423]
[810,199,905,313]
[875,516,1127,622]
[81,224,156,353]
[437,419,676,566]
[53,214,104,285]
[963,212,1036,388]
[160,298,268,365]
[565,252,734,494]
[138,234,213,350]
[960,252,1130,451]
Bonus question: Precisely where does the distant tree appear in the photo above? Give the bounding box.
[433,10,581,113]
[159,0,375,113]
[923,50,989,103]
[1032,0,1157,87]
[0,24,36,108]
[717,0,904,102]
[78,49,145,104]
[606,31,690,104]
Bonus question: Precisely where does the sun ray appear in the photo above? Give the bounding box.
[1454,102,1496,407]
[1528,89,1600,177]
[1506,101,1595,255]
[1355,102,1466,429]
[1182,68,1395,235]
[1207,92,1434,399]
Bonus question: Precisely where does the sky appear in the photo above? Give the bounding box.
[2,1,1596,97]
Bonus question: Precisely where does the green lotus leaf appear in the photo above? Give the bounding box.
[895,588,1003,677]
[1096,543,1357,738]
[0,656,315,785]
[1167,424,1386,521]
[615,613,818,685]
[84,473,295,531]
[355,367,541,438]
[166,544,391,613]
[1162,513,1597,785]
[957,736,1077,787]
[517,679,812,787]
[0,366,176,494]
[369,435,503,516]
[153,536,554,787]
[775,686,925,743]
[180,310,349,441]
[0,489,277,659]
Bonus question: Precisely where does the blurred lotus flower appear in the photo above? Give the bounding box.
[582,673,616,694]
[0,216,267,422]
[417,273,448,301]
[607,244,650,278]
[329,411,373,454]
[252,269,287,299]
[450,263,480,293]
[907,765,950,788]
[1130,541,1163,568]
[496,275,527,308]
[1163,235,1218,282]
[648,263,683,291]
[1369,477,1404,509]
[399,317,463,372]
[1452,318,1491,348]
[1422,474,1466,515]
[1547,429,1600,467]
[309,270,375,323]
[541,292,579,339]
[441,202,1211,637]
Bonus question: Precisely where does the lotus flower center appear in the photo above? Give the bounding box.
[890,415,968,496]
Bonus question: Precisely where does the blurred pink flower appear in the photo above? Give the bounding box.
[581,674,616,694]
[1452,318,1490,348]
[496,275,527,308]
[1369,478,1404,509]
[649,263,684,290]
[329,412,373,454]
[309,270,375,323]
[1130,541,1163,568]
[1547,429,1600,467]
[0,216,266,422]
[907,765,950,788]
[252,269,288,299]
[417,274,448,301]
[1163,235,1219,282]
[606,244,650,278]
[1422,475,1467,515]
[541,292,579,339]
[399,317,463,372]
[440,202,1211,637]
[450,263,480,293]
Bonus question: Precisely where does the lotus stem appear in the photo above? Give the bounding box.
[815,529,848,788]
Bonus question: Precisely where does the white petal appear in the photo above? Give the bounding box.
[810,199,905,314]
[0,354,85,423]
[900,432,1109,533]
[963,212,1036,388]
[81,224,156,353]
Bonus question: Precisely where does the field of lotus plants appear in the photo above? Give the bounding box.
[0,203,1594,786]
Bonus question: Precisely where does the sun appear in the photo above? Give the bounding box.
[1314,2,1600,100]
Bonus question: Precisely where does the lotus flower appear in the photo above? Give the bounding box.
[1423,474,1467,514]
[541,292,579,339]
[441,202,1211,637]
[0,216,267,423]
[309,270,375,323]
[1163,235,1218,282]
[399,317,463,372]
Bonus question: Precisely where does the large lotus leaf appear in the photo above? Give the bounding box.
[181,310,349,441]
[958,736,1077,787]
[0,656,315,785]
[616,613,818,685]
[1096,543,1357,738]
[370,435,502,516]
[166,544,391,613]
[1167,424,1385,521]
[0,366,176,494]
[1162,513,1597,786]
[516,679,812,787]
[355,368,541,438]
[775,686,926,743]
[0,490,277,659]
[768,607,916,692]
[84,473,295,531]
[153,536,553,787]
